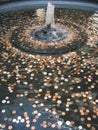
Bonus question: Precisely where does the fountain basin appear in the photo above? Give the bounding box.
[0,1,98,130]
[0,0,98,12]
[1,0,96,55]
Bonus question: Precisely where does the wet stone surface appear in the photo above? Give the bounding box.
[0,8,98,130]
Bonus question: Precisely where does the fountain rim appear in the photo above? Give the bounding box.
[0,0,98,13]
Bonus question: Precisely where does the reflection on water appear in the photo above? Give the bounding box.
[0,8,98,130]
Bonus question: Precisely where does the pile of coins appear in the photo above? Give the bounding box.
[0,8,98,130]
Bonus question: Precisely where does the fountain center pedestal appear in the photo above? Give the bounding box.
[31,24,69,42]
[31,2,69,43]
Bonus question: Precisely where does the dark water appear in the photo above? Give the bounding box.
[0,8,98,130]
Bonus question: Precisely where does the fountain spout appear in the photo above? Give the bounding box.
[31,2,69,43]
[46,2,55,28]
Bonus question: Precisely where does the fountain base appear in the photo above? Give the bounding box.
[31,25,69,43]
[11,23,86,55]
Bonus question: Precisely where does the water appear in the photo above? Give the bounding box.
[31,2,69,44]
[46,2,55,27]
[0,7,98,130]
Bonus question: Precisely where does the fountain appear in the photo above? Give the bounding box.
[9,2,87,55]
[46,2,55,27]
[0,1,98,130]
[31,2,69,43]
